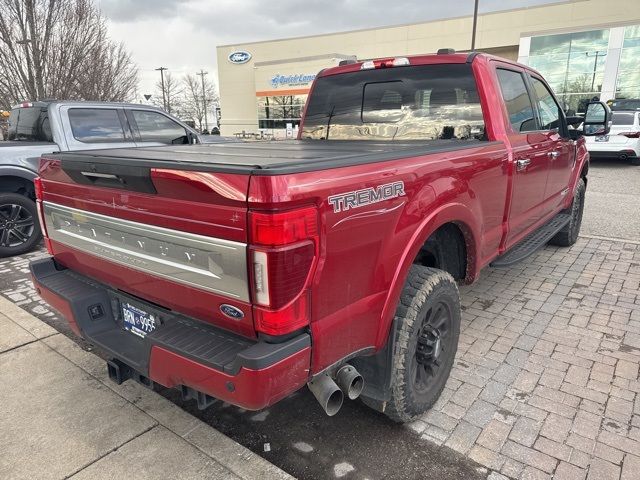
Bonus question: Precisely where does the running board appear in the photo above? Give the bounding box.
[490,213,571,268]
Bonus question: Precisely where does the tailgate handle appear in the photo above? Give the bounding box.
[81,171,120,180]
[80,171,125,187]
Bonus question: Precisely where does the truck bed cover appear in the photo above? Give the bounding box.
[52,139,493,175]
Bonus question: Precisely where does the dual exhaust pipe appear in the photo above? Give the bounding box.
[307,364,364,416]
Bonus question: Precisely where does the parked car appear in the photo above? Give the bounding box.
[0,101,201,256]
[585,110,640,165]
[607,98,640,111]
[31,51,609,422]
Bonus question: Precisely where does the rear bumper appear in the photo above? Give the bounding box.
[30,257,311,410]
[588,148,639,159]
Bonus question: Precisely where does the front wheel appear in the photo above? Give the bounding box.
[0,193,42,257]
[549,178,586,247]
[384,265,461,423]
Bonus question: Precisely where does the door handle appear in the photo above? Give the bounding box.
[516,158,531,171]
[547,151,560,159]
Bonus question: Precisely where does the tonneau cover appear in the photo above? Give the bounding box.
[51,139,492,175]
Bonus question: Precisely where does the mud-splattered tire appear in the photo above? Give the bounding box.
[384,265,461,423]
[549,178,586,247]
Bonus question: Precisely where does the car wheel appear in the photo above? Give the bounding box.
[631,157,640,166]
[384,265,461,423]
[549,178,586,247]
[0,193,42,257]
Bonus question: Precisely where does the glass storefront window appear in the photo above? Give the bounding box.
[617,25,640,100]
[529,29,609,113]
[257,94,307,130]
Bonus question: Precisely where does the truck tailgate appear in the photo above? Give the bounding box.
[37,154,254,337]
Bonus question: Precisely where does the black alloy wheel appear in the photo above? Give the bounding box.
[411,301,455,395]
[0,193,42,257]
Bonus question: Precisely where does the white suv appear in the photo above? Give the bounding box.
[585,110,640,166]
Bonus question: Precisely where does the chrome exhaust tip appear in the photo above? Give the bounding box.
[335,364,364,400]
[308,374,344,416]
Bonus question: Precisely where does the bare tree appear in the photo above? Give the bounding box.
[182,73,219,131]
[153,71,183,115]
[0,0,138,108]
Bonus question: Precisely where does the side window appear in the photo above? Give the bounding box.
[496,69,537,133]
[68,108,126,143]
[530,77,561,131]
[131,110,187,144]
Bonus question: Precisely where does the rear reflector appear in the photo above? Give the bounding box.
[34,176,43,200]
[254,291,310,336]
[249,207,319,336]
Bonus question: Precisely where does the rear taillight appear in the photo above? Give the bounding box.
[619,131,640,138]
[249,207,319,336]
[34,177,53,255]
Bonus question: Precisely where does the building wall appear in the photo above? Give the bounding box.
[217,0,640,136]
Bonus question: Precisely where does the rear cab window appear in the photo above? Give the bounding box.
[301,63,486,141]
[7,106,52,142]
[68,108,126,143]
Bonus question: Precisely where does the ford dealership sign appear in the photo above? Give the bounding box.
[228,51,252,64]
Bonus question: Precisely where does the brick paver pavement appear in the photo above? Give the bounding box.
[2,236,639,480]
[409,236,640,480]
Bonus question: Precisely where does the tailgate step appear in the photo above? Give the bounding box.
[490,213,571,268]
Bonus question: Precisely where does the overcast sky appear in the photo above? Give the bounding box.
[97,0,564,97]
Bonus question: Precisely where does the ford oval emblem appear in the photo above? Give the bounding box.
[228,51,252,64]
[220,304,245,319]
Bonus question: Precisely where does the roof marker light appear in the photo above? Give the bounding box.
[360,61,375,70]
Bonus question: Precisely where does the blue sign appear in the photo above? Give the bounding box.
[228,51,252,64]
[270,73,317,89]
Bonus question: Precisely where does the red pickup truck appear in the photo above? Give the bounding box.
[31,51,610,422]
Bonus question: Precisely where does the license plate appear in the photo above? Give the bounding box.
[122,302,157,338]
[595,135,609,142]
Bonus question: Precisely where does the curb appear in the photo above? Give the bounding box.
[0,295,294,480]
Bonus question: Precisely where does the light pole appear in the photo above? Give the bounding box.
[585,51,605,94]
[196,70,209,132]
[155,67,168,111]
[470,0,479,51]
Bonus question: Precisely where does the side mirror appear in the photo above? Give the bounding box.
[582,101,612,136]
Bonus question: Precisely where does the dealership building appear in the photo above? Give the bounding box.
[216,0,640,137]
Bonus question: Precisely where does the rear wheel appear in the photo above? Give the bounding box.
[0,193,42,257]
[549,178,585,247]
[384,265,461,423]
[631,157,640,166]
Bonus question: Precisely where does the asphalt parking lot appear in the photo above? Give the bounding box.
[1,157,638,480]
